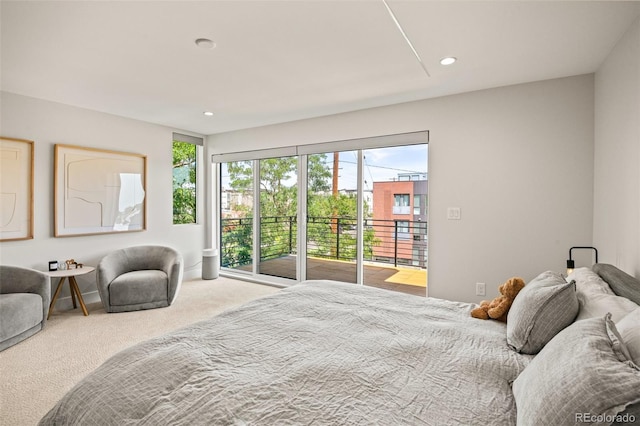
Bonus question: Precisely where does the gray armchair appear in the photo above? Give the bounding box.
[97,245,184,313]
[0,265,50,351]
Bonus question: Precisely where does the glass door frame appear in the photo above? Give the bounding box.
[212,132,429,288]
[298,151,364,284]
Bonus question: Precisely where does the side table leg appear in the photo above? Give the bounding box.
[69,276,89,316]
[70,281,77,309]
[48,277,67,319]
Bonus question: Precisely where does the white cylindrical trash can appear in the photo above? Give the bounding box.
[202,248,219,280]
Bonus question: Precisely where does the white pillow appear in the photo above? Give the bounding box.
[575,292,639,323]
[568,267,639,322]
[567,267,614,296]
[617,308,640,366]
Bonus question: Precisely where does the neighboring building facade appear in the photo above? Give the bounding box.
[371,173,427,268]
[221,190,253,219]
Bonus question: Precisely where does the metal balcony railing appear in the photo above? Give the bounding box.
[221,216,427,269]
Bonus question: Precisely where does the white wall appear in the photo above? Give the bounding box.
[0,92,206,308]
[1,75,599,306]
[209,75,595,303]
[594,17,640,277]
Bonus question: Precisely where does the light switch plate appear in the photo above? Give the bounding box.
[447,207,461,220]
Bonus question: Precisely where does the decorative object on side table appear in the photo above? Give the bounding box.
[65,259,81,269]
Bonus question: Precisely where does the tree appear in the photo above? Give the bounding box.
[172,141,196,224]
[223,154,379,265]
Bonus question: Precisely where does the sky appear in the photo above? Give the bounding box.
[340,144,428,192]
[220,143,428,192]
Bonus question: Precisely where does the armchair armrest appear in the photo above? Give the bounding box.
[0,265,51,323]
[161,249,183,305]
[96,250,131,307]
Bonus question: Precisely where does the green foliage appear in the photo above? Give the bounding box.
[173,141,196,224]
[258,157,298,217]
[223,153,379,267]
[306,192,379,260]
[221,218,253,268]
[307,154,332,193]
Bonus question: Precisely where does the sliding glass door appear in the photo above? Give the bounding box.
[215,132,429,296]
[257,156,298,280]
[219,161,253,274]
[364,144,428,296]
[306,151,358,283]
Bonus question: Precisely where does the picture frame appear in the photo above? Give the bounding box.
[0,137,34,241]
[54,144,147,237]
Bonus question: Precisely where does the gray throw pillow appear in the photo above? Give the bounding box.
[512,314,640,426]
[593,263,640,306]
[506,271,578,354]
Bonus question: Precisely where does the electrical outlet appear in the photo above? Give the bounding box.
[447,207,461,220]
[476,282,486,296]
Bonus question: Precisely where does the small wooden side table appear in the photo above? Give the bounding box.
[44,266,95,319]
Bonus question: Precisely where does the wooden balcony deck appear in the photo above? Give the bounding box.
[232,255,427,297]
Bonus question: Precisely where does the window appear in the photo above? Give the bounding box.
[172,133,202,224]
[393,194,411,214]
[396,220,410,240]
[414,195,421,215]
[394,194,410,206]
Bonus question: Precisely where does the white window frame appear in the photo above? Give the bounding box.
[172,132,204,225]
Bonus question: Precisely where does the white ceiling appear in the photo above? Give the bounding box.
[2,1,639,135]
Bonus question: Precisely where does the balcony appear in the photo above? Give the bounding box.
[392,205,411,215]
[221,216,428,297]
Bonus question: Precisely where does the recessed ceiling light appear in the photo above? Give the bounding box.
[195,38,216,49]
[440,57,457,66]
[203,111,214,116]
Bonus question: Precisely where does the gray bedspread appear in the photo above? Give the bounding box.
[40,280,531,425]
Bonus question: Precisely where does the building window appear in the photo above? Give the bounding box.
[394,194,410,206]
[393,194,411,215]
[173,133,202,224]
[414,195,421,215]
[395,220,410,240]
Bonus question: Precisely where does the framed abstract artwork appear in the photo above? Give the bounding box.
[0,137,34,241]
[54,144,147,237]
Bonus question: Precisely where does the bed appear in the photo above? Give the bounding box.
[40,264,640,425]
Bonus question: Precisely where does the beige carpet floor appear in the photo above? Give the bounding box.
[0,277,280,426]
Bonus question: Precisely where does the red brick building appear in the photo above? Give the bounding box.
[371,174,427,267]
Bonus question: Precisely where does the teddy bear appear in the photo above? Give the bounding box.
[470,277,526,323]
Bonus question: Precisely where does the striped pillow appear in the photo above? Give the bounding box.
[507,271,578,354]
[512,314,640,426]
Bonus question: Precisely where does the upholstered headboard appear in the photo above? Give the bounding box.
[593,263,640,306]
